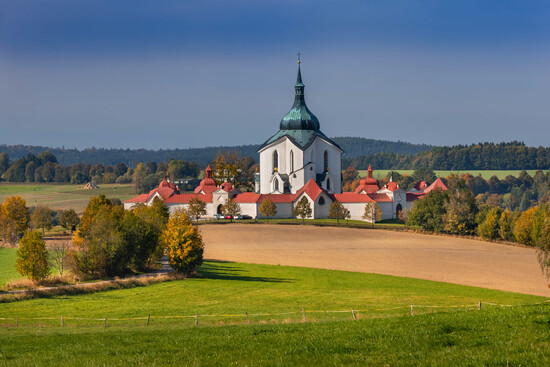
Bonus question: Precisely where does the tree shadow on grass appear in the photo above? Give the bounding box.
[198,260,294,283]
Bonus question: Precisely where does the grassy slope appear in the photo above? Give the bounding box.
[0,248,21,290]
[1,304,549,366]
[0,261,543,323]
[0,183,135,213]
[358,169,542,180]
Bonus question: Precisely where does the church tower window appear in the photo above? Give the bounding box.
[327,178,331,190]
[274,179,279,191]
[290,150,294,172]
[273,150,278,171]
[318,196,325,205]
[323,150,328,172]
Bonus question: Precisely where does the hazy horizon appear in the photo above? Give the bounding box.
[1,1,549,149]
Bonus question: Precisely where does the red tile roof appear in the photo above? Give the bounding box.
[295,179,324,201]
[233,192,261,203]
[367,193,393,202]
[424,177,448,193]
[164,193,213,203]
[334,193,374,203]
[384,181,399,192]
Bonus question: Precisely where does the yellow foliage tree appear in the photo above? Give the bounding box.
[161,210,204,274]
[514,207,537,245]
[0,195,29,244]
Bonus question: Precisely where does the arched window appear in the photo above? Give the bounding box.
[290,150,294,172]
[323,150,328,172]
[326,178,331,190]
[274,179,279,191]
[273,150,278,171]
[318,196,325,205]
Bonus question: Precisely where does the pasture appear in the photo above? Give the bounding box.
[0,183,135,213]
[0,257,548,366]
[358,169,542,180]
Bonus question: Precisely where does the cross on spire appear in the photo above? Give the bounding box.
[297,51,301,64]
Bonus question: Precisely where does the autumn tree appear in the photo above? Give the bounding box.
[187,197,207,223]
[536,217,550,279]
[16,230,50,281]
[213,152,255,189]
[293,197,312,224]
[514,207,536,245]
[161,209,204,274]
[362,202,383,228]
[0,196,29,244]
[74,195,114,246]
[259,197,277,221]
[498,210,514,242]
[221,198,241,222]
[443,186,478,235]
[59,209,80,233]
[30,205,53,235]
[329,201,346,226]
[477,207,502,241]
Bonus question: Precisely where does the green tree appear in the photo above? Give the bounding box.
[16,230,50,281]
[407,190,449,232]
[221,198,241,222]
[293,197,312,224]
[30,205,53,235]
[328,201,346,226]
[259,197,277,221]
[187,197,207,223]
[161,209,204,274]
[59,209,80,233]
[121,208,164,271]
[0,152,9,177]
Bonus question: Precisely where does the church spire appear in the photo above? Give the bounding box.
[279,58,320,131]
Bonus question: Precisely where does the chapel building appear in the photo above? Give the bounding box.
[124,62,447,221]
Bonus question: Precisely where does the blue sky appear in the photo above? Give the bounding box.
[1,1,549,149]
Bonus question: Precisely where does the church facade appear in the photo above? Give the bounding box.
[124,63,447,221]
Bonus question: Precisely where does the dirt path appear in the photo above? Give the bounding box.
[201,224,550,297]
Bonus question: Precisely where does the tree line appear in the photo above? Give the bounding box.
[343,142,550,170]
[0,151,201,191]
[0,138,433,166]
[405,180,550,279]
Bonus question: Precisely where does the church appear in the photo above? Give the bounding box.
[124,62,447,221]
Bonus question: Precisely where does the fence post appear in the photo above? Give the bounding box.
[61,316,64,327]
[351,308,357,320]
[147,314,150,326]
[194,313,198,326]
[410,304,414,316]
[478,301,482,311]
[302,307,306,322]
[246,312,250,324]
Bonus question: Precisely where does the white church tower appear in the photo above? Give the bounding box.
[256,61,343,194]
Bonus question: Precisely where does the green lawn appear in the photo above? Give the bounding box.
[1,303,549,366]
[0,248,21,290]
[0,183,135,213]
[358,169,543,180]
[1,254,548,365]
[0,260,543,326]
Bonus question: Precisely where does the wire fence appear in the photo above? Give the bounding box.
[1,299,549,329]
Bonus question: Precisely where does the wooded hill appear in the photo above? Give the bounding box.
[0,137,433,167]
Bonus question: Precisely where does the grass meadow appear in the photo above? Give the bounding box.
[359,169,542,180]
[0,183,135,213]
[1,250,549,365]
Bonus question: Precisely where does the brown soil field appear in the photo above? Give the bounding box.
[201,224,550,297]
